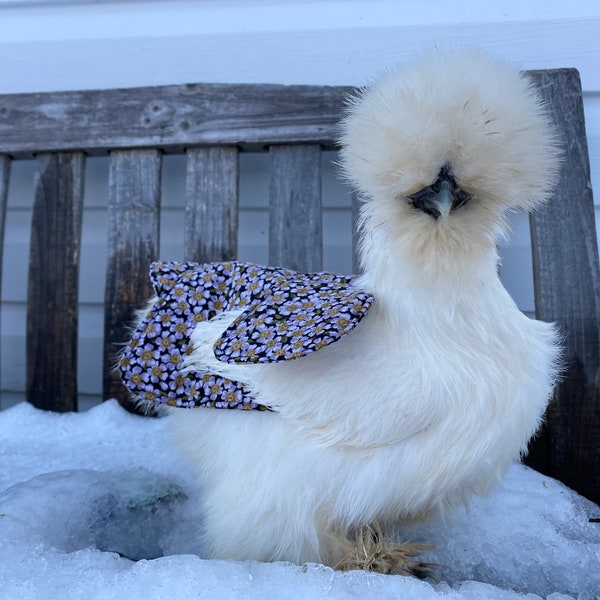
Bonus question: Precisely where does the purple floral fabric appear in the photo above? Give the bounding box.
[119,261,373,410]
[215,274,373,364]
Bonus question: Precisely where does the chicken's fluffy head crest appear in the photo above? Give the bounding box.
[339,50,562,222]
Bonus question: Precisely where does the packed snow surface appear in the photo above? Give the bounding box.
[0,400,598,600]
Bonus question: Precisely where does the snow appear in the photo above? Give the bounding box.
[0,400,598,600]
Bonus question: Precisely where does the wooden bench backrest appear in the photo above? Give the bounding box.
[0,69,598,504]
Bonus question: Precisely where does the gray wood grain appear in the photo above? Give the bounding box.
[0,83,352,158]
[269,144,322,272]
[103,149,161,407]
[527,68,600,504]
[184,147,239,262]
[26,152,85,412]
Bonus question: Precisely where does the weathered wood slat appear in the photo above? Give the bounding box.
[269,144,322,272]
[26,152,85,412]
[0,83,352,158]
[103,150,162,407]
[527,68,600,504]
[184,147,239,262]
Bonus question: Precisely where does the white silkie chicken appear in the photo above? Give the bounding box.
[120,49,561,574]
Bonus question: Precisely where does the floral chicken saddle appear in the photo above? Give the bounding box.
[119,261,374,410]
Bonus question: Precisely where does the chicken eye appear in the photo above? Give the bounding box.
[451,188,473,211]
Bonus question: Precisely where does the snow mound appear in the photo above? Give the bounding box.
[0,400,598,600]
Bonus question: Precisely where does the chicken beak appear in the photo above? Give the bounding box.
[407,167,470,220]
[430,183,454,218]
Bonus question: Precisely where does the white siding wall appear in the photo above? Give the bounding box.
[0,0,599,407]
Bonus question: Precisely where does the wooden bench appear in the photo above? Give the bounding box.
[0,69,598,505]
